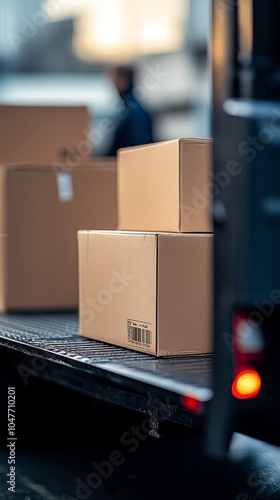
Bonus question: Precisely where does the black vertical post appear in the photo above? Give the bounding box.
[207,0,280,457]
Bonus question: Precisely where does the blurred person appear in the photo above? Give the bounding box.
[105,64,154,156]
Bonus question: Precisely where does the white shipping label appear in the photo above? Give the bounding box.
[56,172,74,202]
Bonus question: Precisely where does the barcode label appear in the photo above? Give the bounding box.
[127,319,152,348]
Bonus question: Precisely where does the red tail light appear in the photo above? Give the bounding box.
[233,312,265,365]
[231,312,264,399]
[181,395,202,413]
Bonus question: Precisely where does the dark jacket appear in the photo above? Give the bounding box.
[107,89,154,156]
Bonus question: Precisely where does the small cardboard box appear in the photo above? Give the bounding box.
[117,137,213,233]
[78,230,213,356]
[0,105,90,164]
[0,160,117,312]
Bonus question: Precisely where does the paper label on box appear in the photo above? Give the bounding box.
[56,172,73,202]
[127,319,152,348]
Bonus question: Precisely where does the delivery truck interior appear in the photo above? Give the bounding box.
[207,0,280,456]
[1,0,280,464]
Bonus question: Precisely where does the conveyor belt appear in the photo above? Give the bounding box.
[0,313,213,431]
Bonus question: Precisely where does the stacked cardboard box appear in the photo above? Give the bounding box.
[0,105,118,312]
[0,105,90,164]
[78,138,214,356]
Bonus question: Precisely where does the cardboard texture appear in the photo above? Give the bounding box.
[0,160,117,312]
[78,230,213,356]
[0,105,90,164]
[117,137,213,233]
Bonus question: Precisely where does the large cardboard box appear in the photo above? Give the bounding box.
[78,230,213,356]
[117,137,213,233]
[0,160,117,312]
[0,105,90,164]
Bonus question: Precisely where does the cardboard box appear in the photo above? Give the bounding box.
[0,159,117,312]
[117,137,213,233]
[78,230,213,356]
[0,105,90,164]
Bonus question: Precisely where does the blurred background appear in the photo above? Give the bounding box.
[0,0,211,156]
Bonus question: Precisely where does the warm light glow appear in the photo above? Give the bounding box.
[232,370,262,399]
[44,0,187,62]
[95,22,123,47]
